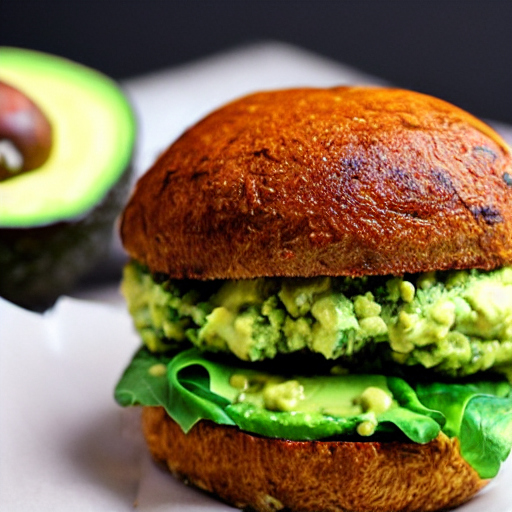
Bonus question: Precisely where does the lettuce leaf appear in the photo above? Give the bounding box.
[460,395,512,478]
[416,380,512,478]
[115,348,173,409]
[114,347,512,477]
[115,348,237,430]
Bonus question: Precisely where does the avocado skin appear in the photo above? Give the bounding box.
[0,161,133,310]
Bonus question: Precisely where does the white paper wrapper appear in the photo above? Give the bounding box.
[0,296,235,511]
[0,295,511,511]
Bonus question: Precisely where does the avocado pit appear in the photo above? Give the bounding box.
[0,80,52,181]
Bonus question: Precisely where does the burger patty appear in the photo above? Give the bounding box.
[122,261,512,377]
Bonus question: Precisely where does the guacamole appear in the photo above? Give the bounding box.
[122,262,512,377]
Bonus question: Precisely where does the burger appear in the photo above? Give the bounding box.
[114,87,512,512]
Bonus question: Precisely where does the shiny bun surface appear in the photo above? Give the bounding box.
[121,87,512,278]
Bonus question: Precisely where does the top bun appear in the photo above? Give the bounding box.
[121,87,512,279]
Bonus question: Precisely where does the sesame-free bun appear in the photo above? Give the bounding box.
[121,87,512,279]
[142,407,487,512]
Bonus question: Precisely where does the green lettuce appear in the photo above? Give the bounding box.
[416,381,512,478]
[115,348,237,430]
[115,347,512,478]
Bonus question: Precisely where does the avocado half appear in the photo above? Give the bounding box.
[0,47,136,310]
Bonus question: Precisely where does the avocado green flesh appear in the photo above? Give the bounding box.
[122,262,512,377]
[0,47,136,227]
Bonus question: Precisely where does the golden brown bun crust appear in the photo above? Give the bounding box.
[121,87,512,279]
[142,407,487,512]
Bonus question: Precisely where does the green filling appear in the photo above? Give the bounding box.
[122,262,512,377]
[118,263,512,478]
[115,347,512,479]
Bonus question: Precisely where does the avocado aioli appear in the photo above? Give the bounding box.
[228,370,396,439]
[122,262,512,377]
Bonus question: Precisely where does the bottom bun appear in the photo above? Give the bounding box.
[142,406,487,512]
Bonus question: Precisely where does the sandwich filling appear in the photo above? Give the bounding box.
[115,261,512,479]
[121,261,512,377]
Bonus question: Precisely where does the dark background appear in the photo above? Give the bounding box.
[2,0,511,123]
